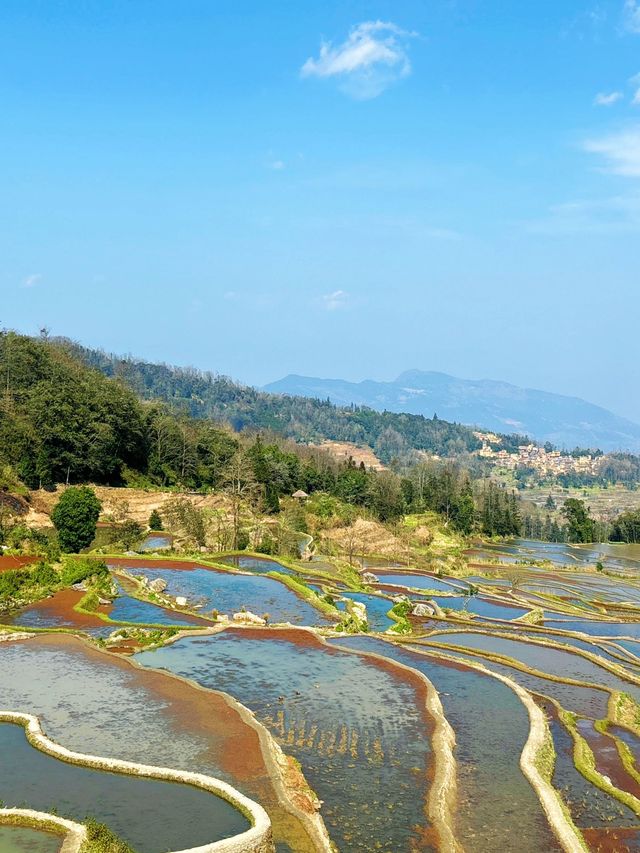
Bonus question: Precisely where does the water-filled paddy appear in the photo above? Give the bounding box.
[331,636,561,852]
[137,629,436,853]
[216,554,297,576]
[576,719,640,799]
[615,639,640,659]
[431,648,610,717]
[470,539,640,576]
[375,572,467,593]
[109,582,207,626]
[425,619,640,669]
[2,588,114,635]
[608,725,640,769]
[544,618,640,639]
[424,632,640,703]
[0,827,61,853]
[0,723,248,853]
[118,565,332,625]
[572,543,640,573]
[138,534,172,552]
[0,635,319,853]
[336,592,395,632]
[5,583,202,632]
[427,595,529,621]
[512,630,640,671]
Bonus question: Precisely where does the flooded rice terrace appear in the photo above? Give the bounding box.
[0,827,62,853]
[3,542,640,852]
[331,635,562,852]
[136,628,437,853]
[0,722,248,852]
[109,560,333,625]
[0,635,319,852]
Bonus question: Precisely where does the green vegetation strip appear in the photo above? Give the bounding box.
[595,719,640,787]
[557,706,640,816]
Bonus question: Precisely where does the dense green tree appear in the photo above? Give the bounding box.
[163,497,208,549]
[369,470,405,521]
[610,509,640,544]
[149,509,163,530]
[0,332,145,486]
[452,478,476,534]
[561,499,595,543]
[478,482,522,537]
[51,487,102,552]
[118,519,143,550]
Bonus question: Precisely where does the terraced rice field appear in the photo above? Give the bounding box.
[2,544,640,852]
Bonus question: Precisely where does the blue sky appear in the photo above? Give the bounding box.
[2,1,640,419]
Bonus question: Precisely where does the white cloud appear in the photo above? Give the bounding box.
[321,290,349,311]
[623,0,640,32]
[269,159,285,170]
[594,91,623,106]
[301,21,415,100]
[21,273,42,288]
[631,72,640,104]
[584,126,640,176]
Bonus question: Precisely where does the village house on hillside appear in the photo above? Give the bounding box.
[475,435,598,477]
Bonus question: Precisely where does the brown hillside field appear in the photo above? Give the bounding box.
[321,517,407,560]
[26,486,232,527]
[310,441,386,470]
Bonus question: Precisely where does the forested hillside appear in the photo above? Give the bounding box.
[0,332,493,530]
[0,332,146,487]
[64,339,494,460]
[4,332,639,542]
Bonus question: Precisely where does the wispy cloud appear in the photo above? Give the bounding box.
[584,125,640,176]
[631,72,640,104]
[530,194,640,234]
[594,90,623,106]
[21,273,42,288]
[321,290,349,311]
[268,159,285,171]
[301,21,416,100]
[531,124,640,234]
[623,0,640,32]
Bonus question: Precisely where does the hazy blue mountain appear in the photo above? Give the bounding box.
[264,371,640,453]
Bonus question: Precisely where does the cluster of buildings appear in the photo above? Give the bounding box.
[474,433,599,477]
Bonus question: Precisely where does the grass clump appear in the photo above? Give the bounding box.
[59,558,108,587]
[81,818,136,853]
[388,599,413,634]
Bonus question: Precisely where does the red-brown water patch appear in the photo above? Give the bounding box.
[0,555,39,572]
[576,720,640,800]
[582,827,640,851]
[8,588,111,628]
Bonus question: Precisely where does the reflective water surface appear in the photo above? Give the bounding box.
[0,827,61,853]
[137,629,436,853]
[118,565,332,625]
[0,723,248,852]
[331,636,561,852]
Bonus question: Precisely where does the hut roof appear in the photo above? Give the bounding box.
[292,489,309,499]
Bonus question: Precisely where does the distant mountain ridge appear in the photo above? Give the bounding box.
[263,370,640,453]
